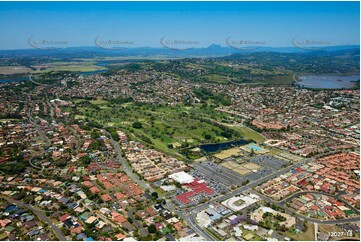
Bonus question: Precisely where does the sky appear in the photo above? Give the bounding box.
[0,1,359,50]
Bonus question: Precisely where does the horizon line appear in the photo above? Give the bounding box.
[0,44,360,52]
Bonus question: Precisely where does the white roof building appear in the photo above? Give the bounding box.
[168,171,194,184]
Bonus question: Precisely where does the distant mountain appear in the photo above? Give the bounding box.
[0,44,359,59]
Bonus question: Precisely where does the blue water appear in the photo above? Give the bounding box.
[199,139,249,153]
[296,75,359,89]
[79,69,107,75]
[0,77,29,83]
[95,61,109,67]
[248,144,263,151]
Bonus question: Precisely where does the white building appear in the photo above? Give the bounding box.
[168,171,194,184]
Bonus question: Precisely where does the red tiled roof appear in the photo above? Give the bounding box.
[176,180,214,204]
[59,214,71,222]
[101,194,112,202]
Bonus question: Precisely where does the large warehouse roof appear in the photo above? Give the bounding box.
[168,171,194,184]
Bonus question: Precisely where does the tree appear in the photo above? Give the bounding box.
[175,182,182,188]
[250,148,255,156]
[151,192,159,200]
[148,224,157,234]
[132,121,143,129]
[204,133,212,140]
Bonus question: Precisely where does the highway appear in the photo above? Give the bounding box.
[29,73,48,87]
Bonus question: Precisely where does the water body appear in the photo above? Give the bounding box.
[199,139,249,153]
[296,75,359,89]
[95,61,109,67]
[0,77,29,83]
[79,69,107,75]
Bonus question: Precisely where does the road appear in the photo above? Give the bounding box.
[253,190,360,225]
[104,131,359,239]
[103,130,153,192]
[29,115,50,148]
[28,155,43,170]
[188,157,311,215]
[104,130,215,240]
[29,73,48,87]
[1,196,67,241]
[180,151,359,239]
[187,151,342,215]
[279,190,359,213]
[166,157,310,240]
[164,200,215,241]
[128,208,149,237]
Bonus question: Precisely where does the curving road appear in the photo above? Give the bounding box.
[1,196,67,241]
[279,190,358,214]
[104,130,215,240]
[103,129,357,239]
[253,190,360,225]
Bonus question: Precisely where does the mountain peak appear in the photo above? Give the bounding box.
[206,44,223,49]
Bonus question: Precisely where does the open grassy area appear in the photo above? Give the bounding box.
[72,100,264,158]
[0,66,31,75]
[33,61,107,73]
[89,99,110,105]
[34,65,106,73]
[236,126,265,143]
[287,222,315,241]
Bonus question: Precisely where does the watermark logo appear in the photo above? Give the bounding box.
[227,73,265,85]
[226,36,266,50]
[160,36,200,50]
[293,72,338,82]
[292,36,331,51]
[28,37,68,50]
[94,37,135,50]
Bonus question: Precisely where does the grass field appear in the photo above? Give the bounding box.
[32,61,107,73]
[73,100,265,158]
[287,222,315,241]
[0,66,31,75]
[34,65,106,73]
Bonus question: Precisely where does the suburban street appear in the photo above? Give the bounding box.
[128,208,149,237]
[105,130,215,240]
[104,130,153,192]
[253,190,360,225]
[1,196,67,241]
[105,131,359,240]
